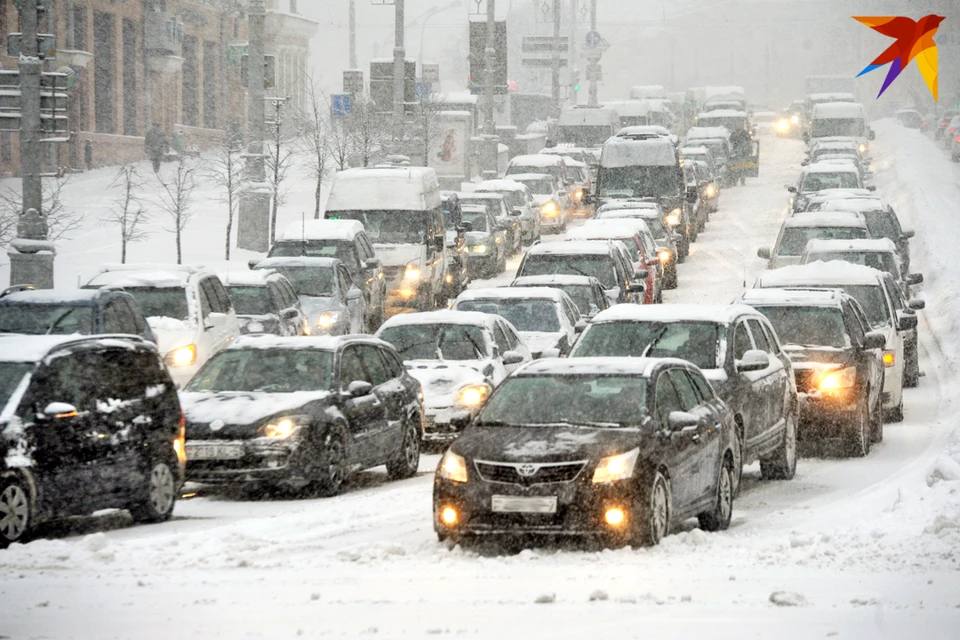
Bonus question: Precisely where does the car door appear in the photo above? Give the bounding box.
[728,320,763,446]
[338,265,365,333]
[745,318,789,450]
[367,345,411,457]
[337,345,389,466]
[197,279,232,359]
[653,371,700,515]
[669,368,721,508]
[265,281,292,335]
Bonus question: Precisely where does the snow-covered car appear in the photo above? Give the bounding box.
[567,219,662,304]
[751,110,778,135]
[787,160,872,213]
[252,257,365,337]
[571,304,799,490]
[504,172,569,234]
[433,358,737,547]
[440,192,470,302]
[180,335,423,494]
[461,203,506,278]
[758,211,869,270]
[473,179,541,244]
[457,192,522,256]
[894,109,924,130]
[219,270,307,336]
[800,238,923,299]
[451,287,585,359]
[736,288,886,456]
[516,241,646,306]
[561,157,594,217]
[376,311,532,443]
[594,204,679,289]
[84,265,241,388]
[0,334,184,547]
[754,261,913,421]
[509,275,610,320]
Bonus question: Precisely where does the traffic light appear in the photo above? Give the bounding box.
[572,67,581,92]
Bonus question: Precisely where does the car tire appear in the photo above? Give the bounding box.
[871,393,884,443]
[760,406,797,480]
[129,460,177,524]
[315,432,348,497]
[677,238,689,263]
[885,396,904,423]
[904,344,920,388]
[386,418,421,480]
[664,267,679,290]
[844,396,870,458]
[631,471,670,547]
[698,456,734,532]
[0,472,32,548]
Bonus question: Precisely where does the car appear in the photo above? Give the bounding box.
[934,108,960,140]
[561,157,594,217]
[758,211,869,270]
[893,109,923,130]
[451,287,585,359]
[180,335,423,494]
[736,288,886,456]
[505,154,573,207]
[474,179,541,244]
[571,304,798,491]
[0,286,156,343]
[440,192,470,302]
[433,357,737,547]
[376,311,532,443]
[510,275,610,320]
[683,160,708,236]
[506,172,570,234]
[540,145,596,181]
[804,139,865,166]
[787,160,871,213]
[566,219,663,304]
[685,126,733,187]
[807,195,915,273]
[458,192,523,256]
[803,148,871,182]
[219,270,307,336]
[84,265,242,388]
[751,110,779,135]
[594,202,681,288]
[516,240,646,307]
[948,116,960,160]
[688,158,720,215]
[800,238,923,299]
[754,261,914,422]
[0,334,184,547]
[266,219,385,329]
[252,257,365,337]
[461,203,506,278]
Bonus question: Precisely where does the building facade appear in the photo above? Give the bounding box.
[0,0,316,175]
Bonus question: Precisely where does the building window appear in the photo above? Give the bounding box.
[122,19,138,136]
[93,11,116,134]
[73,5,87,51]
[203,41,218,129]
[182,36,198,127]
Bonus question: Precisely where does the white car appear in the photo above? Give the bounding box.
[85,265,241,387]
[376,310,532,443]
[473,179,541,244]
[755,261,911,421]
[506,172,570,233]
[758,211,869,270]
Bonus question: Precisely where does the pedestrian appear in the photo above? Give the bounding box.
[84,139,93,171]
[145,123,167,173]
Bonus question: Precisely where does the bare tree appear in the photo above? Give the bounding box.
[265,98,295,243]
[100,164,151,263]
[0,176,82,246]
[156,157,198,265]
[295,75,331,219]
[208,129,245,259]
[348,97,390,168]
[407,93,449,168]
[328,112,352,171]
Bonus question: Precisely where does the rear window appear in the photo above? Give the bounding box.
[123,287,189,321]
[266,267,336,298]
[0,304,95,335]
[455,298,561,333]
[225,285,273,316]
[800,172,860,191]
[268,240,360,271]
[519,253,617,289]
[803,251,898,278]
[777,227,868,256]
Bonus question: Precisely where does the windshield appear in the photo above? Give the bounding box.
[328,210,427,245]
[0,362,32,411]
[461,210,489,232]
[574,321,721,369]
[519,254,617,289]
[597,166,680,198]
[558,125,613,147]
[459,199,501,219]
[751,306,850,349]
[456,299,561,333]
[507,165,562,181]
[379,323,489,361]
[800,172,860,191]
[689,139,728,160]
[804,251,898,278]
[838,285,891,329]
[124,287,189,321]
[226,286,273,316]
[186,348,334,392]
[267,267,336,298]
[812,119,866,137]
[479,190,525,208]
[512,177,554,195]
[778,227,867,256]
[862,211,901,241]
[0,304,95,335]
[267,240,360,271]
[477,375,647,427]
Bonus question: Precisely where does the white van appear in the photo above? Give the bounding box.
[557,106,620,149]
[324,166,447,311]
[809,102,874,150]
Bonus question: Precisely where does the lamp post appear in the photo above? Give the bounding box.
[416,1,460,72]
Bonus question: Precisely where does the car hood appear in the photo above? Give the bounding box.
[530,194,555,206]
[780,345,854,368]
[466,231,494,245]
[373,243,422,268]
[454,424,647,464]
[146,316,197,357]
[405,361,488,407]
[299,295,343,321]
[519,331,563,355]
[180,390,334,440]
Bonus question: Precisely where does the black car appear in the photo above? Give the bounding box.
[570,304,799,492]
[0,334,184,547]
[0,286,156,343]
[440,192,470,301]
[737,288,886,457]
[220,270,308,336]
[180,335,423,495]
[433,358,737,547]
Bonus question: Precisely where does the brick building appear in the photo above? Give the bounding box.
[0,0,316,175]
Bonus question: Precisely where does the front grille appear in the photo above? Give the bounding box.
[794,369,818,393]
[475,460,587,486]
[382,266,403,283]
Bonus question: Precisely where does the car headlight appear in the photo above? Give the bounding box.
[791,114,800,125]
[573,189,584,201]
[816,366,857,391]
[658,248,672,263]
[665,208,682,226]
[592,448,640,484]
[258,415,310,439]
[776,119,790,133]
[164,344,197,367]
[318,311,340,328]
[456,384,491,407]
[541,201,559,217]
[705,184,717,197]
[405,263,421,281]
[472,244,488,254]
[439,450,468,483]
[858,143,867,154]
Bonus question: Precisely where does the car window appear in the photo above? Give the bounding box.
[123,299,149,334]
[758,320,782,354]
[265,282,284,312]
[102,301,125,333]
[499,320,521,350]
[30,353,88,410]
[198,280,219,318]
[688,369,715,401]
[209,278,233,313]
[358,345,391,386]
[669,369,701,412]
[843,301,868,347]
[94,348,164,401]
[338,346,369,388]
[381,348,405,378]
[733,321,753,360]
[655,373,683,427]
[277,278,298,308]
[562,299,580,326]
[492,323,512,355]
[748,319,774,353]
[337,267,351,299]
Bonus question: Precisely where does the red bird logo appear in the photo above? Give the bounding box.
[854,14,944,101]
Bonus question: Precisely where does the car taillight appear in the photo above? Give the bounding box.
[955,136,960,143]
[923,121,928,126]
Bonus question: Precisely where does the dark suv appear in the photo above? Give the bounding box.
[0,334,184,547]
[736,288,885,457]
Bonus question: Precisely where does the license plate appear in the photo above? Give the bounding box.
[491,495,558,514]
[186,443,243,461]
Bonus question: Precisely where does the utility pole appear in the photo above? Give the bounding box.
[569,0,577,106]
[349,0,357,69]
[237,0,270,253]
[480,0,499,178]
[588,0,598,106]
[552,0,561,119]
[392,0,406,139]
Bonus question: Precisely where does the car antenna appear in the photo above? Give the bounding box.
[743,261,747,289]
[300,212,306,256]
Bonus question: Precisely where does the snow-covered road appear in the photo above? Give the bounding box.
[3,129,960,639]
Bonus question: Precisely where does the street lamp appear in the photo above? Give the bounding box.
[415,1,462,71]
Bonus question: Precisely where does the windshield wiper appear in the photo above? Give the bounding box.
[640,324,669,358]
[46,309,76,334]
[565,265,591,279]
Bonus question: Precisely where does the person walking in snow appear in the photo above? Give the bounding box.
[145,123,168,173]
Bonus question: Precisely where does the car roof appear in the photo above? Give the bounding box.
[738,287,848,308]
[254,256,341,269]
[818,198,887,212]
[506,172,555,182]
[377,309,497,331]
[475,180,528,192]
[803,160,860,173]
[804,238,898,254]
[227,334,390,352]
[590,303,760,325]
[0,289,101,305]
[0,334,152,364]
[511,274,601,287]
[277,219,363,242]
[525,240,619,256]
[219,270,282,286]
[566,219,650,241]
[87,265,208,288]
[509,154,565,167]
[517,356,693,378]
[756,261,886,288]
[784,212,866,228]
[455,287,569,303]
[458,192,505,201]
[597,199,660,211]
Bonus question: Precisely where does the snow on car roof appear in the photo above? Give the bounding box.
[525,240,618,256]
[511,275,600,287]
[87,267,195,288]
[738,288,846,307]
[813,102,865,118]
[458,192,505,201]
[685,126,731,141]
[697,109,748,118]
[616,125,670,137]
[278,219,364,242]
[558,106,618,126]
[805,188,877,202]
[509,155,565,168]
[804,238,898,254]
[0,289,100,304]
[475,180,527,192]
[218,270,274,287]
[377,309,497,331]
[757,261,886,288]
[596,209,661,221]
[0,334,146,363]
[455,287,568,303]
[325,166,441,211]
[819,198,887,212]
[784,212,866,228]
[229,335,344,351]
[254,256,340,269]
[600,136,677,168]
[519,356,687,378]
[803,160,861,174]
[680,145,710,155]
[590,303,760,326]
[506,172,554,182]
[597,199,660,211]
[566,219,651,241]
[812,141,859,150]
[605,100,652,117]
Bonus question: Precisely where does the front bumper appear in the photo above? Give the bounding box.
[797,391,860,440]
[423,408,474,443]
[185,438,305,484]
[540,216,564,232]
[465,252,498,275]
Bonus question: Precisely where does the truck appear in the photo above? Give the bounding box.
[557,106,620,149]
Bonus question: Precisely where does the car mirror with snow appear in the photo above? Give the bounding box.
[908,273,924,286]
[574,319,587,333]
[346,288,364,301]
[903,228,916,239]
[459,221,473,233]
[866,185,877,192]
[511,208,523,217]
[37,402,78,422]
[908,299,926,311]
[281,308,300,320]
[248,259,261,270]
[364,258,381,270]
[786,185,797,193]
[346,380,373,398]
[897,313,918,331]
[667,411,699,431]
[757,247,771,259]
[863,331,886,351]
[736,350,770,373]
[204,312,227,329]
[502,350,525,365]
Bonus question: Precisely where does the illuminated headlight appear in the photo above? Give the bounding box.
[705,184,717,197]
[456,384,491,407]
[318,311,340,328]
[540,201,560,217]
[164,344,197,367]
[858,143,867,154]
[258,415,309,439]
[439,450,468,483]
[404,263,422,281]
[445,274,453,284]
[573,189,584,201]
[592,448,640,484]
[472,244,488,254]
[658,249,672,263]
[776,119,791,133]
[816,366,857,391]
[665,209,682,227]
[791,114,800,125]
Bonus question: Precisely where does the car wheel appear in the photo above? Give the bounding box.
[677,239,689,263]
[731,423,744,497]
[631,471,670,547]
[698,456,734,532]
[844,396,870,458]
[885,395,904,423]
[664,267,679,290]
[760,406,797,480]
[386,418,421,480]
[315,433,348,497]
[129,460,177,524]
[0,473,32,548]
[871,393,884,443]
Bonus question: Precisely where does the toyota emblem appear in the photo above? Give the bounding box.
[209,419,225,432]
[517,463,538,477]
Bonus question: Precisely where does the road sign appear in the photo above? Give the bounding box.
[585,31,602,48]
[421,63,440,84]
[415,82,431,101]
[343,69,363,94]
[522,35,569,54]
[331,94,352,117]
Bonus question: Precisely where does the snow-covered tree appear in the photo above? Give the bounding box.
[156,157,198,265]
[208,129,245,259]
[295,75,331,219]
[100,164,151,263]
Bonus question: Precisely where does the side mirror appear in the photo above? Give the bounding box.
[364,258,381,270]
[37,402,79,422]
[346,288,364,301]
[510,208,523,217]
[786,186,797,193]
[908,298,926,311]
[868,130,876,141]
[281,308,300,320]
[902,228,915,239]
[574,319,587,334]
[248,259,261,270]
[667,410,699,431]
[863,331,886,351]
[346,380,373,397]
[907,273,924,286]
[460,221,474,233]
[866,185,877,192]
[433,235,445,251]
[897,312,918,331]
[538,348,561,359]
[736,349,770,373]
[628,282,645,293]
[686,187,698,203]
[757,247,771,259]
[502,350,525,365]
[204,312,227,329]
